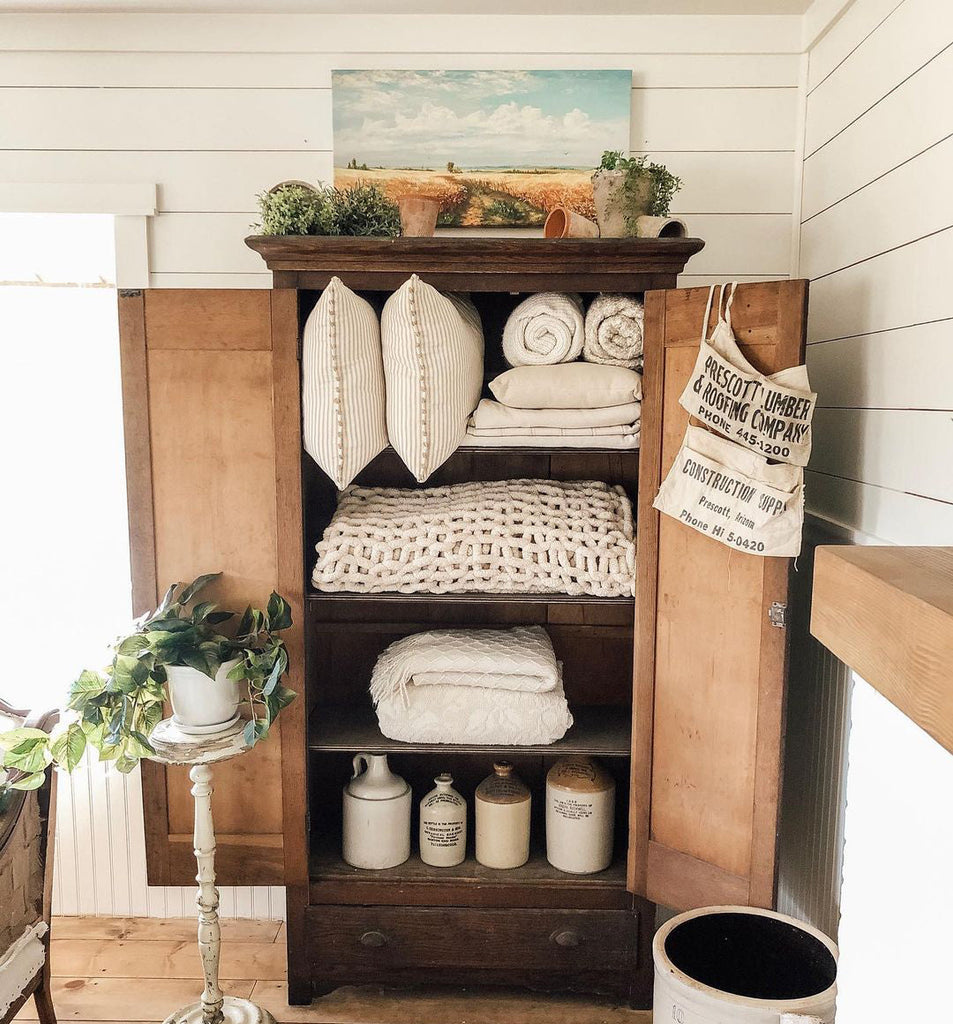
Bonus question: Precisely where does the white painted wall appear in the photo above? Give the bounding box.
[797,1,953,1019]
[0,12,804,290]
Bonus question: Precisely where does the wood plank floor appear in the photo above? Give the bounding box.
[14,917,652,1024]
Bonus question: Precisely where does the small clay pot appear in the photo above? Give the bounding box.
[398,194,440,237]
[635,215,688,238]
[544,207,600,238]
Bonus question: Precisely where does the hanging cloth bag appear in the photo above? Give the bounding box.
[679,283,817,467]
[653,424,805,557]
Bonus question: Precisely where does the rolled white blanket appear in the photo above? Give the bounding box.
[370,626,573,745]
[583,293,645,370]
[503,292,584,366]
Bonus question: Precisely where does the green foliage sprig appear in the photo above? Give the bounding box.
[0,574,295,787]
[255,181,400,237]
[596,150,683,220]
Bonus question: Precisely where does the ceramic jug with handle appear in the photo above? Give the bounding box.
[342,753,411,869]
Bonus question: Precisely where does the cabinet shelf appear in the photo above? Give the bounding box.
[307,589,634,607]
[309,704,632,757]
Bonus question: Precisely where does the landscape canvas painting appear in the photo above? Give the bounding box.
[332,69,632,228]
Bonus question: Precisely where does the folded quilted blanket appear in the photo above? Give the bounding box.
[312,479,636,597]
[584,293,645,370]
[502,293,584,366]
[471,398,642,430]
[370,626,573,745]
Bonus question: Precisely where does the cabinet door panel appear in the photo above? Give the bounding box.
[629,280,806,910]
[119,288,304,886]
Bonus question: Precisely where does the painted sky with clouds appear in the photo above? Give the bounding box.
[332,70,631,169]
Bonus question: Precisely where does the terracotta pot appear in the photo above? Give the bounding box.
[591,169,653,237]
[166,658,242,735]
[635,215,688,238]
[543,207,600,238]
[398,194,440,237]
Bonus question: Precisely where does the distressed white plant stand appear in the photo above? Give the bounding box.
[149,718,277,1024]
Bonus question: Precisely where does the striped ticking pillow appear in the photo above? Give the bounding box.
[302,277,388,489]
[382,275,484,482]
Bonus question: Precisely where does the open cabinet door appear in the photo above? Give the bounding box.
[629,280,808,911]
[118,288,305,886]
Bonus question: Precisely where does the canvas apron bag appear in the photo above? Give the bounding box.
[679,283,817,467]
[654,424,805,557]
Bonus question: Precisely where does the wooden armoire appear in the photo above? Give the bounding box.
[117,238,807,1008]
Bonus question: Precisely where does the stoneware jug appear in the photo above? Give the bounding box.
[419,772,466,867]
[475,761,531,869]
[546,755,615,874]
[342,753,411,870]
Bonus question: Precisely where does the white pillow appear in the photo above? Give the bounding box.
[489,363,643,409]
[302,277,388,489]
[382,275,484,482]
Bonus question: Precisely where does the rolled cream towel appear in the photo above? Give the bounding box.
[502,292,584,366]
[583,293,645,370]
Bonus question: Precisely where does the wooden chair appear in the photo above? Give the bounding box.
[0,699,57,1024]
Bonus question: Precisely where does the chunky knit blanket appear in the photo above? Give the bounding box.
[583,293,645,370]
[312,479,636,597]
[502,292,584,366]
[370,626,573,745]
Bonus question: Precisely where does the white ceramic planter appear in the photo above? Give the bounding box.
[166,658,242,735]
[654,906,838,1024]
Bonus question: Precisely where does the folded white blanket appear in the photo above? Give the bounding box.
[467,423,638,436]
[584,294,645,370]
[370,626,573,745]
[462,429,640,449]
[471,398,641,430]
[503,293,584,366]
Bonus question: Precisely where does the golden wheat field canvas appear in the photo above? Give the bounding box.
[331,70,631,228]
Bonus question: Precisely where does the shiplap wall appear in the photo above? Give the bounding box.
[0,12,803,290]
[795,2,953,1018]
[800,0,953,542]
[0,10,803,919]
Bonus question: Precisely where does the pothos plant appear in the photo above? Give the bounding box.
[0,574,295,789]
[596,150,683,223]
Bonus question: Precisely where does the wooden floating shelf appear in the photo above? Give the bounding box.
[812,545,953,756]
[309,704,633,757]
[246,234,705,291]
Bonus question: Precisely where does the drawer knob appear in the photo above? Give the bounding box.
[359,930,388,947]
[552,929,583,948]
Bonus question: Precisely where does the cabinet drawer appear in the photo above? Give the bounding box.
[307,905,637,972]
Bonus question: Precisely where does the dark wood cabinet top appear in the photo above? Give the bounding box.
[245,234,705,291]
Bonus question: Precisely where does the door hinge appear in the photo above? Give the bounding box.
[118,288,143,298]
[768,602,787,628]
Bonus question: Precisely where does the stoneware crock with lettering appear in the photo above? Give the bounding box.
[546,755,615,874]
[654,905,838,1024]
[419,772,466,867]
[475,761,531,869]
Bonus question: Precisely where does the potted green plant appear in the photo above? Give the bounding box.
[591,151,683,237]
[0,573,295,787]
[255,180,401,237]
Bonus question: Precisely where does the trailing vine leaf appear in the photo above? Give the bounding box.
[10,771,46,791]
[0,571,295,774]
